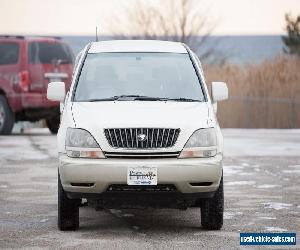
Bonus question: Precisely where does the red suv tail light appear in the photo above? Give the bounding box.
[18,70,30,92]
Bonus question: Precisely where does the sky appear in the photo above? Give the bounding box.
[1,0,299,36]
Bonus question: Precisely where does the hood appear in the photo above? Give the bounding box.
[71,101,215,151]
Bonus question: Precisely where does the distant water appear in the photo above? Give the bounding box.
[62,35,284,65]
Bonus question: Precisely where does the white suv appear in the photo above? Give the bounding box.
[47,40,228,231]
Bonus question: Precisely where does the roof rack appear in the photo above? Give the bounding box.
[26,36,62,40]
[0,35,25,39]
[0,35,61,40]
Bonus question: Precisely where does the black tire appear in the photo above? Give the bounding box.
[0,95,15,135]
[46,115,60,134]
[201,175,224,230]
[58,171,80,231]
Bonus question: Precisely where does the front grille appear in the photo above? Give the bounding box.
[104,151,180,159]
[104,128,180,149]
[106,184,177,192]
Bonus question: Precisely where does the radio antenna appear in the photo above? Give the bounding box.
[95,26,99,42]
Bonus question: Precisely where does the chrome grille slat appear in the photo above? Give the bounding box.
[146,128,149,148]
[105,129,112,146]
[119,129,124,148]
[169,129,175,147]
[151,129,154,148]
[174,130,180,145]
[109,130,114,147]
[109,129,116,147]
[124,129,129,148]
[155,129,159,148]
[141,128,144,148]
[166,129,170,147]
[135,128,138,148]
[160,129,165,147]
[170,129,176,146]
[104,128,180,149]
[114,129,120,147]
[129,129,132,147]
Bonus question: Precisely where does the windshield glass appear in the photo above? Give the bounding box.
[74,52,205,102]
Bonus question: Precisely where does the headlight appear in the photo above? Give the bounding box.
[66,128,105,158]
[179,128,217,158]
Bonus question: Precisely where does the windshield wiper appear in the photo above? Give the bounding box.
[135,97,201,102]
[86,96,202,102]
[86,97,118,102]
[165,98,202,102]
[86,95,151,102]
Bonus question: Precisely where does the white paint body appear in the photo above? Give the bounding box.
[53,40,228,194]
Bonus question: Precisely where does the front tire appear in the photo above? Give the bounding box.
[0,95,15,135]
[46,115,60,134]
[58,172,80,231]
[201,175,224,230]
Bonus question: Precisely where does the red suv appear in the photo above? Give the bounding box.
[0,35,74,134]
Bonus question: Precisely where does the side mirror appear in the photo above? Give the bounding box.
[47,82,65,102]
[212,82,228,102]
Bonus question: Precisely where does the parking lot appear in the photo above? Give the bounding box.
[0,129,299,249]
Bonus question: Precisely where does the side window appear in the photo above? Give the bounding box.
[28,42,74,64]
[0,43,19,65]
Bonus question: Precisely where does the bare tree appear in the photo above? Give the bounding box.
[108,0,223,63]
[282,13,300,56]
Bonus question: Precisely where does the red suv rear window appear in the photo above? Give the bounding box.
[28,42,73,64]
[0,43,19,65]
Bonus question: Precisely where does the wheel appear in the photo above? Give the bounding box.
[46,115,60,134]
[58,171,80,231]
[0,95,15,135]
[201,175,224,230]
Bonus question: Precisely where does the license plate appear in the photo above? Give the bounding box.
[127,167,157,185]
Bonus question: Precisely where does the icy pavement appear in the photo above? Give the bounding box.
[223,129,300,157]
[0,129,299,249]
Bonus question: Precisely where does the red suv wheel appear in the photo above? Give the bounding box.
[0,95,15,135]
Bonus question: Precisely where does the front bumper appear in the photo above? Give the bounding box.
[59,153,223,194]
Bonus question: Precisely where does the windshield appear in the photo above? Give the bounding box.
[74,52,205,102]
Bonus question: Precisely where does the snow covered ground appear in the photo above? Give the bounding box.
[223,129,300,157]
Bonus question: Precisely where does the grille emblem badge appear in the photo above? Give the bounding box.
[137,133,147,142]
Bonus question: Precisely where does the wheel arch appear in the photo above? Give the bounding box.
[0,88,6,97]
